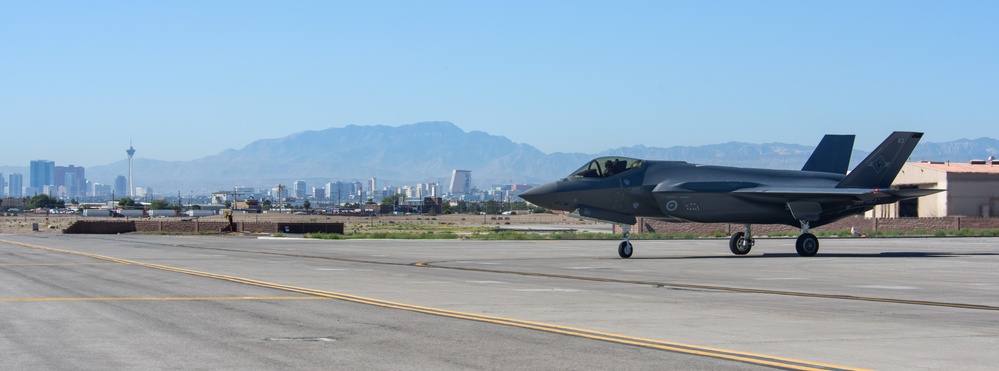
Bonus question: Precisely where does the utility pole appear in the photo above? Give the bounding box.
[226,187,244,210]
[276,184,285,213]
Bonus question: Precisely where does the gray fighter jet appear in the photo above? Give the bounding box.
[519,132,940,258]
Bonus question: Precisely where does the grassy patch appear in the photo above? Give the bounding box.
[866,229,999,237]
[308,231,460,240]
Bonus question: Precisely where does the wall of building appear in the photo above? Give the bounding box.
[945,173,999,217]
[889,163,949,217]
[63,220,344,234]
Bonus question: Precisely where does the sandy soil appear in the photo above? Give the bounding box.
[0,212,600,234]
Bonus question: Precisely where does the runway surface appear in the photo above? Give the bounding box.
[2,234,998,370]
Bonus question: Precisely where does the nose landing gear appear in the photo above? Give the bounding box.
[618,225,633,258]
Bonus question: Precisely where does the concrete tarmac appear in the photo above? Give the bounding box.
[2,234,998,370]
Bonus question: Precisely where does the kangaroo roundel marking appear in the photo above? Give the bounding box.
[666,200,678,211]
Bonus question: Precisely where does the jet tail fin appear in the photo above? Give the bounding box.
[801,134,855,174]
[836,132,923,189]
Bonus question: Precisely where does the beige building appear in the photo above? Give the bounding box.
[874,161,999,218]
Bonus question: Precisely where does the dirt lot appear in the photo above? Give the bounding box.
[1,214,79,234]
[0,212,600,235]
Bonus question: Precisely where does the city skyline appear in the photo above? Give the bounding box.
[2,149,508,203]
[2,2,996,167]
[4,120,999,200]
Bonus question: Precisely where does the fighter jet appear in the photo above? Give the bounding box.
[519,132,940,258]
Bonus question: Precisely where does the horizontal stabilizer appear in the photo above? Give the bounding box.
[881,188,943,199]
[729,186,941,204]
[802,134,855,174]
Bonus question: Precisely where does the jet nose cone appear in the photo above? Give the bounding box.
[520,182,558,207]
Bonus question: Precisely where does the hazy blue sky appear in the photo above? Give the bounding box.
[2,1,996,167]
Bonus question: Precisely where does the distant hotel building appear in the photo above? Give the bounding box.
[449,170,472,195]
[30,160,55,191]
[134,186,153,199]
[55,165,86,198]
[293,180,307,199]
[7,173,23,197]
[92,183,112,198]
[312,186,325,200]
[114,175,128,198]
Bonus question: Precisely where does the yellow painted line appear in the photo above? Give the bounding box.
[123,240,999,312]
[0,296,327,302]
[0,238,866,371]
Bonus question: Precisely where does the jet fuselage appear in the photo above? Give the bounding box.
[526,158,887,228]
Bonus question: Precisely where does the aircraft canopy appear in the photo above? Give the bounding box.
[571,157,643,178]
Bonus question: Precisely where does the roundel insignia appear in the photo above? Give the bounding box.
[666,200,678,211]
[633,202,640,209]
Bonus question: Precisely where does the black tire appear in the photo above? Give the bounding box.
[618,241,633,258]
[729,232,751,255]
[795,233,819,256]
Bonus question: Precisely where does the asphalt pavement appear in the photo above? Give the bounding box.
[3,234,998,370]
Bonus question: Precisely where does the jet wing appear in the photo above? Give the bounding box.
[655,182,877,198]
[731,186,941,197]
[655,182,941,202]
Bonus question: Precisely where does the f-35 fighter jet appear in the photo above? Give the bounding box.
[519,132,940,258]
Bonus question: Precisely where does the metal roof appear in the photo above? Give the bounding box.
[907,161,999,174]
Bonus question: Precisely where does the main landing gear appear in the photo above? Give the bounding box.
[729,224,755,255]
[618,225,633,258]
[794,221,819,257]
[617,222,820,259]
[727,222,819,257]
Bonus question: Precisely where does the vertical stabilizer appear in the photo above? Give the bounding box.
[801,134,855,174]
[836,132,923,189]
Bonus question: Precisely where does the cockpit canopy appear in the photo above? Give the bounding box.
[570,157,643,178]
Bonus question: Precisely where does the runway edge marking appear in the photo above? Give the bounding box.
[0,238,866,371]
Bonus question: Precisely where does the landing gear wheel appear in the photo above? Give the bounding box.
[729,232,753,255]
[618,241,633,258]
[795,233,819,256]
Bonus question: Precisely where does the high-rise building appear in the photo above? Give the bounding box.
[114,175,127,198]
[0,172,4,196]
[449,170,472,194]
[368,178,377,194]
[311,187,325,200]
[92,183,112,198]
[326,181,357,204]
[55,165,86,198]
[293,180,307,199]
[8,173,23,197]
[135,186,152,199]
[126,142,136,197]
[30,160,55,190]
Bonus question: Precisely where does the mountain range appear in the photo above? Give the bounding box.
[4,121,999,195]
